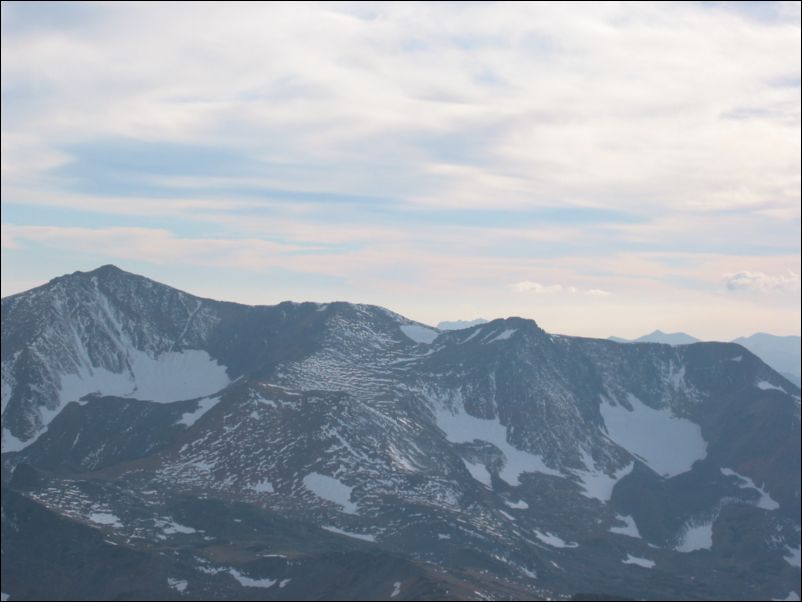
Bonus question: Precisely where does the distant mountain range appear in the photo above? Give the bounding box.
[2,266,800,601]
[609,330,800,386]
[608,330,702,346]
[436,318,488,330]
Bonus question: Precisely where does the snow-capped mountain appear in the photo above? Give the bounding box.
[2,266,800,601]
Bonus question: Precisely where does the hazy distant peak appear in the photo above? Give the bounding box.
[610,330,700,345]
[732,333,801,378]
[634,330,700,345]
[609,329,800,381]
[437,318,489,330]
[735,332,802,343]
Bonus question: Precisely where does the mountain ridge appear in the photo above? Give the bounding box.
[608,329,800,385]
[2,266,800,601]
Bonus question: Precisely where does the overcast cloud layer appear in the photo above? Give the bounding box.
[2,1,800,338]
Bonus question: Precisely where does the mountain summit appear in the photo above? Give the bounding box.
[2,267,800,601]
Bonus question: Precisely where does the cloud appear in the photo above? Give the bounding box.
[723,270,801,292]
[511,281,611,297]
[511,281,563,294]
[1,2,799,338]
[1,1,799,215]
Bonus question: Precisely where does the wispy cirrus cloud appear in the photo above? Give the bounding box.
[2,1,799,216]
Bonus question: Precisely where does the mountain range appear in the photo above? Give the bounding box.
[437,319,489,331]
[609,331,801,387]
[2,266,800,601]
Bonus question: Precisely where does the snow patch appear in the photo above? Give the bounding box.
[665,363,687,391]
[157,518,197,535]
[35,347,231,441]
[485,328,517,343]
[391,581,402,598]
[59,366,133,405]
[279,579,291,588]
[609,514,641,538]
[1,362,14,415]
[1,428,32,453]
[675,517,714,552]
[177,395,221,427]
[400,324,439,344]
[720,468,779,510]
[195,565,226,575]
[388,444,419,473]
[622,554,655,568]
[572,450,634,502]
[228,569,276,588]
[757,380,785,392]
[1,594,8,601]
[504,499,529,509]
[88,511,122,528]
[435,406,560,485]
[322,526,376,542]
[533,530,578,548]
[60,349,230,406]
[248,479,275,493]
[167,578,188,593]
[462,458,492,488]
[772,593,800,602]
[303,472,357,513]
[461,328,483,344]
[600,393,706,477]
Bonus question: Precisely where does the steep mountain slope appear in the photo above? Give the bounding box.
[2,266,800,601]
[1,265,230,449]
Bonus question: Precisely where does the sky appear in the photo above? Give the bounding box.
[1,1,800,339]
